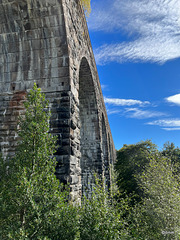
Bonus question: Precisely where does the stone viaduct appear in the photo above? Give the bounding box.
[0,0,116,201]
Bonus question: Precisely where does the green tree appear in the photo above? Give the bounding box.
[115,140,158,203]
[129,154,180,240]
[162,141,180,165]
[116,140,180,239]
[0,84,78,239]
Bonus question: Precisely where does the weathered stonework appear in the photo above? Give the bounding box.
[0,0,116,201]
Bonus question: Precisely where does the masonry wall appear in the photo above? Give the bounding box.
[0,0,116,201]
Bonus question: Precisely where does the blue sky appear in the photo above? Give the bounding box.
[87,0,180,150]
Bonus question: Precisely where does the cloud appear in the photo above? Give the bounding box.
[104,97,166,119]
[104,97,150,106]
[101,84,109,90]
[166,93,180,106]
[106,109,121,115]
[125,108,166,119]
[94,39,180,65]
[147,119,180,127]
[162,127,180,131]
[89,0,180,64]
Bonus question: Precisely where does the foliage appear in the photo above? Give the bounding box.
[162,141,180,165]
[0,84,78,240]
[79,178,129,240]
[116,140,180,239]
[115,140,158,203]
[80,0,91,16]
[129,154,180,239]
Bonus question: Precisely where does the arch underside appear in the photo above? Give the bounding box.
[102,114,110,190]
[79,58,101,196]
[79,57,111,196]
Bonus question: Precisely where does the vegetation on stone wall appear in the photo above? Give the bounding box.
[81,0,91,15]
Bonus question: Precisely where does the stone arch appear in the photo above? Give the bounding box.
[101,113,110,189]
[108,133,113,190]
[79,57,101,197]
[108,133,113,165]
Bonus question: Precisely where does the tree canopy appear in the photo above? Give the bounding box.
[116,140,180,239]
[162,141,180,165]
[129,154,180,239]
[115,140,158,203]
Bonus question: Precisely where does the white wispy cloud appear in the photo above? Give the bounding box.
[101,84,109,90]
[104,97,166,119]
[89,0,180,64]
[166,93,180,106]
[125,108,166,119]
[106,109,121,115]
[104,97,150,106]
[147,119,180,127]
[162,127,180,131]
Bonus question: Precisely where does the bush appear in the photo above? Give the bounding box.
[79,178,129,240]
